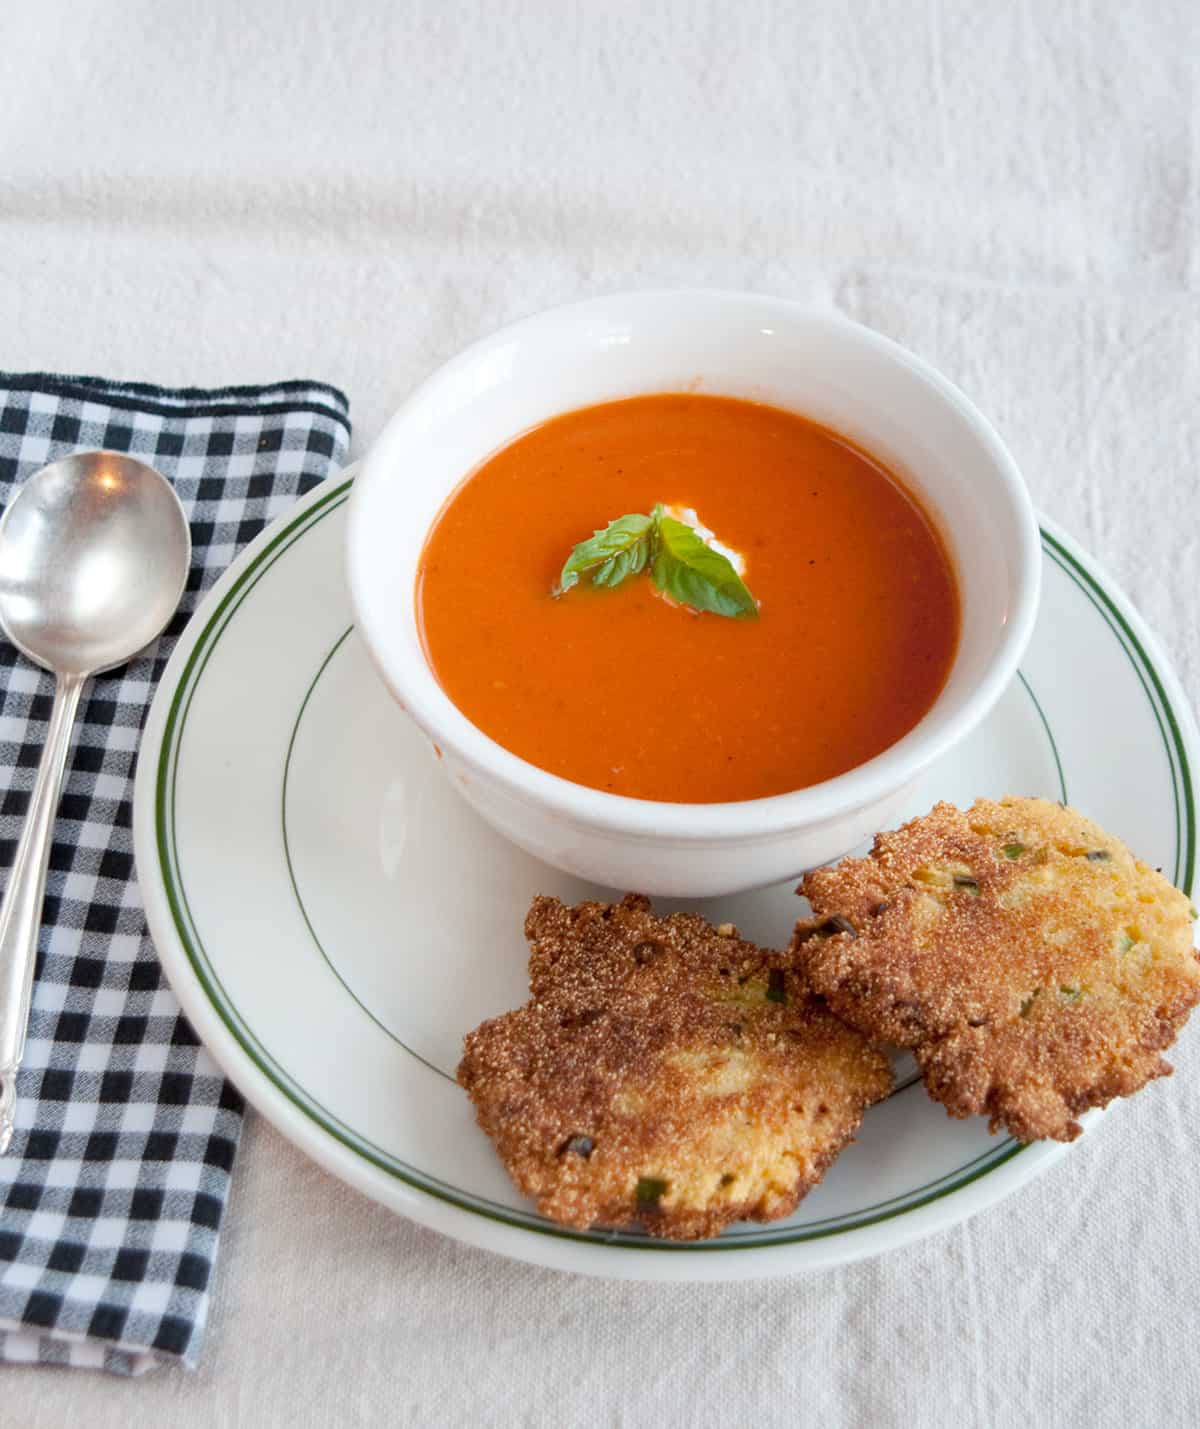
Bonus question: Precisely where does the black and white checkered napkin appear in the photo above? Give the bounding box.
[0,374,351,1374]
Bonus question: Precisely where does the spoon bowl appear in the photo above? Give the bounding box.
[0,452,191,675]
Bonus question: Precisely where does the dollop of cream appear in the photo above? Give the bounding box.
[659,504,747,575]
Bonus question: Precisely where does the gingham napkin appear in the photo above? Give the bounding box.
[0,373,351,1374]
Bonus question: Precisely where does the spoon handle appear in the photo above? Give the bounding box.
[0,671,85,1153]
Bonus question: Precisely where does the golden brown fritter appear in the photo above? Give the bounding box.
[459,893,892,1240]
[794,796,1200,1142]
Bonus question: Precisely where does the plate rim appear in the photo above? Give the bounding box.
[132,469,1199,1280]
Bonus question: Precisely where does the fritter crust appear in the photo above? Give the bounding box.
[794,797,1200,1142]
[459,893,892,1240]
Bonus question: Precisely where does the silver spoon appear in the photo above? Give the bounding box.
[0,452,190,1152]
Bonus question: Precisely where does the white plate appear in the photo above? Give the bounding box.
[132,467,1199,1280]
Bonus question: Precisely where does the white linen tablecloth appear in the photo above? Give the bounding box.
[1,1,1198,1423]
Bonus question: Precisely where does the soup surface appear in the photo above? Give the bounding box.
[416,394,959,803]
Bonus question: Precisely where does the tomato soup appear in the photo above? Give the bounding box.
[415,395,959,803]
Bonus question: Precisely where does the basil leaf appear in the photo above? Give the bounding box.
[651,511,758,619]
[556,504,760,619]
[557,512,654,594]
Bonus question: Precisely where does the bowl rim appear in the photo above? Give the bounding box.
[346,288,1042,842]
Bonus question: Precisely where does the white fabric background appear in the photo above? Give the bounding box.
[2,1,1199,1423]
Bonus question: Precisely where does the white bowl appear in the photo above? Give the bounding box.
[347,291,1041,897]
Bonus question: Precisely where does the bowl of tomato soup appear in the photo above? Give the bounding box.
[347,291,1040,897]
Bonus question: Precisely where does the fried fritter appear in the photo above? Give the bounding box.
[458,893,892,1240]
[794,796,1200,1142]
